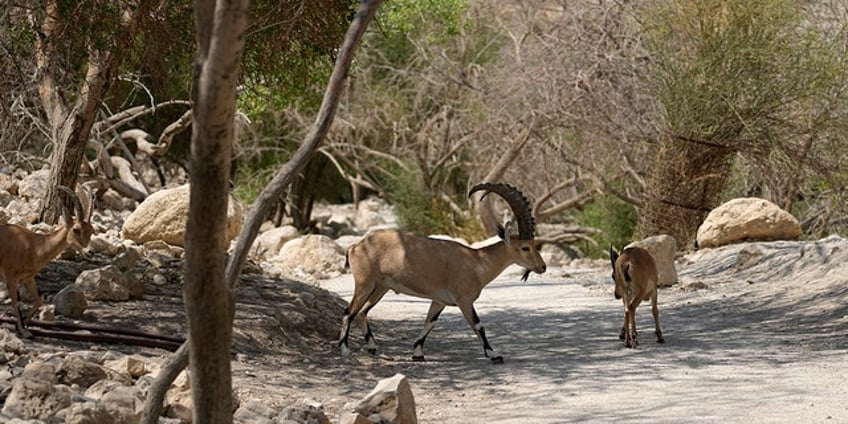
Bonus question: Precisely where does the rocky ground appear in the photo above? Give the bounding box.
[2,233,847,423]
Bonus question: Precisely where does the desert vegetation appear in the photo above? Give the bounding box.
[2,1,846,249]
[1,0,847,422]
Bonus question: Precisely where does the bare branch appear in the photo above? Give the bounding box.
[156,109,194,157]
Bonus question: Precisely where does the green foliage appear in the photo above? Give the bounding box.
[380,0,468,40]
[638,0,848,243]
[372,0,470,67]
[644,0,836,146]
[232,147,289,204]
[230,1,354,203]
[575,194,637,258]
[240,0,352,115]
[385,165,481,239]
[343,0,503,201]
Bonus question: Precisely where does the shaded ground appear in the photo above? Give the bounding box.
[8,237,848,423]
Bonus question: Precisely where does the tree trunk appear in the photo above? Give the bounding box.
[180,0,250,422]
[289,155,327,231]
[140,1,386,422]
[42,72,111,223]
[637,135,734,248]
[36,0,150,223]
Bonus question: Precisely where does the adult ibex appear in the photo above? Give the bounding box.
[609,246,664,348]
[339,183,546,363]
[0,186,93,336]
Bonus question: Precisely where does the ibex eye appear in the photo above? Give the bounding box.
[521,247,531,252]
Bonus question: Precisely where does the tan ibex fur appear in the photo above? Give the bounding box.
[339,183,546,363]
[610,246,664,348]
[0,186,93,336]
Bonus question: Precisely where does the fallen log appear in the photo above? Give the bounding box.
[0,316,184,351]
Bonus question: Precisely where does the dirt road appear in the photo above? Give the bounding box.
[306,238,848,423]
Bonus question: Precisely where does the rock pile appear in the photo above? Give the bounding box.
[0,330,421,424]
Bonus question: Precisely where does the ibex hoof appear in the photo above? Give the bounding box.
[365,347,378,355]
[412,355,425,362]
[339,344,351,358]
[490,356,504,364]
[657,336,665,344]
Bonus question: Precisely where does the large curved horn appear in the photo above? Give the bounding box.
[56,186,85,223]
[469,182,535,240]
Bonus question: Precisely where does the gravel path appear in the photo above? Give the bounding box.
[313,238,848,423]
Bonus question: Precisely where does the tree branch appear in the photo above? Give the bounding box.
[140,2,386,422]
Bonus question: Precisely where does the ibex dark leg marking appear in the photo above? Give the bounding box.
[459,302,503,364]
[356,287,389,354]
[412,301,445,361]
[339,283,382,357]
[652,294,664,343]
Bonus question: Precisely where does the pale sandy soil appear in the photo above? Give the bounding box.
[14,237,848,423]
[233,236,848,423]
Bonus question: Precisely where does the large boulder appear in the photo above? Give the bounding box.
[697,198,801,248]
[0,328,27,356]
[17,168,48,199]
[341,374,417,424]
[233,400,280,424]
[103,355,149,380]
[2,362,72,420]
[84,379,146,424]
[354,197,397,231]
[75,265,142,301]
[626,234,678,287]
[4,197,40,225]
[122,184,243,247]
[56,355,109,389]
[277,399,331,424]
[278,235,346,280]
[0,172,18,194]
[251,225,299,260]
[53,285,88,318]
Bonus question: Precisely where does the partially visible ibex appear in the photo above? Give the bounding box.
[609,246,664,348]
[339,183,546,363]
[0,186,94,336]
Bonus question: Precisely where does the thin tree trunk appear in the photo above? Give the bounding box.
[43,64,110,222]
[36,1,150,223]
[140,1,385,422]
[224,0,385,288]
[181,0,250,422]
[290,155,327,231]
[638,135,733,248]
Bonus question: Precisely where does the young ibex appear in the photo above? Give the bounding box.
[609,246,664,348]
[339,183,546,363]
[0,186,93,335]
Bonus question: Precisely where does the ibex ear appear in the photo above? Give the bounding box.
[498,224,514,246]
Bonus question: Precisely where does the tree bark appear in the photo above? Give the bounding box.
[36,1,151,223]
[637,135,734,248]
[180,0,250,422]
[289,155,328,231]
[223,0,385,288]
[140,1,385,422]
